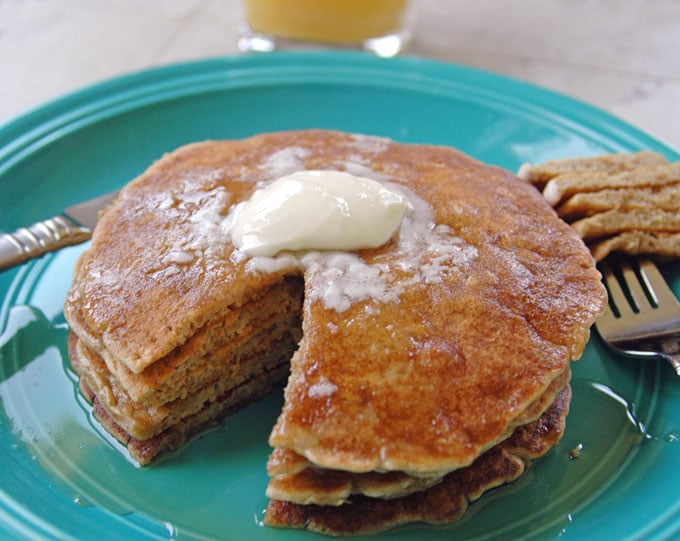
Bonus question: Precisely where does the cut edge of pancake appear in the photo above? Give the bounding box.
[69,332,294,465]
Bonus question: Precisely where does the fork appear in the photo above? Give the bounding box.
[596,256,680,376]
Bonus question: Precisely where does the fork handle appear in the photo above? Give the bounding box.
[0,215,91,272]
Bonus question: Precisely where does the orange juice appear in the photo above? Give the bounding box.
[243,0,408,45]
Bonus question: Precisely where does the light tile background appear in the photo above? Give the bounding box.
[1,0,679,149]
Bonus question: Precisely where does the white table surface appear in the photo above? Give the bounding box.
[1,0,679,150]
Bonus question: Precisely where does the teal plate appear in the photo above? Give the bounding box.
[0,52,679,541]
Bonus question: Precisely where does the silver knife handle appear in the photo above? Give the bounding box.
[0,215,92,272]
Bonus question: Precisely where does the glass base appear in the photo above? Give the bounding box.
[237,23,411,58]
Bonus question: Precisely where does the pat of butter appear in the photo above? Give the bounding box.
[230,170,408,257]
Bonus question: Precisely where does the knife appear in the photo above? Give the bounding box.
[0,190,120,272]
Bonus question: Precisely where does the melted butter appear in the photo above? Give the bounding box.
[229,174,479,313]
[229,170,409,257]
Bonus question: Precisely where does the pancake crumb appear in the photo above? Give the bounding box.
[569,443,583,459]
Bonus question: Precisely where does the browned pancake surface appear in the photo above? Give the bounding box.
[264,133,604,474]
[265,367,571,506]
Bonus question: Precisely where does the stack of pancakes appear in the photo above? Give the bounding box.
[64,130,606,535]
[66,276,303,464]
[519,151,680,261]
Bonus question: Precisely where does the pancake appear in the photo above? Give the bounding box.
[265,385,571,536]
[70,333,293,465]
[589,231,680,262]
[540,164,680,207]
[556,184,680,221]
[265,367,570,506]
[63,129,606,532]
[68,276,304,408]
[520,151,680,261]
[71,317,299,441]
[265,365,571,506]
[518,151,669,191]
[571,209,680,241]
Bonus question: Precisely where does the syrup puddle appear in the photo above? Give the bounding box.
[567,378,675,456]
[552,378,678,539]
[564,379,649,481]
[587,381,650,434]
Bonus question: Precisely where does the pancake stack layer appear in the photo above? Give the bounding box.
[64,130,606,535]
[519,151,680,261]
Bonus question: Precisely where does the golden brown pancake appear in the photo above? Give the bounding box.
[265,366,571,506]
[64,130,605,531]
[68,330,298,465]
[540,164,680,207]
[68,277,304,408]
[265,385,571,536]
[556,184,680,221]
[571,209,680,241]
[521,151,680,261]
[589,231,680,262]
[518,151,669,191]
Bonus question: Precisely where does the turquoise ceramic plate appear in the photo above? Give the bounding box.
[0,52,678,541]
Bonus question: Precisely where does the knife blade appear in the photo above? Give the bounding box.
[0,189,120,272]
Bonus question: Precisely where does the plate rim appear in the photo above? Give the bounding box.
[1,52,678,171]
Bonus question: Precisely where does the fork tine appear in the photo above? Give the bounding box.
[596,256,680,376]
[638,258,680,308]
[600,260,634,317]
[620,258,655,313]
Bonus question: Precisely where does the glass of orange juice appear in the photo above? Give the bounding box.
[238,0,412,57]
